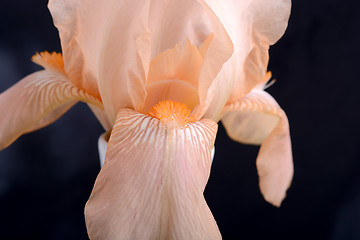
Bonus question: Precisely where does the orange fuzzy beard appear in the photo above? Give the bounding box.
[148,100,196,128]
[32,51,65,74]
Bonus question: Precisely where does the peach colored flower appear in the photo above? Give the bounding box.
[0,0,293,239]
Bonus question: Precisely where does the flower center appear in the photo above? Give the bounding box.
[148,100,195,128]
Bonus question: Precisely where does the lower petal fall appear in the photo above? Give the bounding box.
[0,70,101,150]
[222,90,293,207]
[85,109,221,240]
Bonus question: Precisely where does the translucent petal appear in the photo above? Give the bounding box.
[194,0,234,120]
[201,0,291,101]
[148,0,234,120]
[48,0,152,123]
[149,0,212,59]
[143,40,203,113]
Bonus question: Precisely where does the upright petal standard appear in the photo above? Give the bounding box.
[0,0,293,239]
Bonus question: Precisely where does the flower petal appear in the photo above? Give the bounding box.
[47,0,100,99]
[48,0,152,124]
[85,109,221,239]
[222,90,293,206]
[143,39,204,114]
[148,0,213,58]
[201,0,291,101]
[0,70,101,150]
[148,0,234,121]
[194,0,234,120]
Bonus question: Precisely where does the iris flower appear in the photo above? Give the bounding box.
[0,0,293,239]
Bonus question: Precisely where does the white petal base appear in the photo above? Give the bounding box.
[98,132,109,167]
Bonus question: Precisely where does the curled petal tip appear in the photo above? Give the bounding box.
[222,89,293,207]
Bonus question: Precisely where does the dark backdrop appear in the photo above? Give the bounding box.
[1,0,360,239]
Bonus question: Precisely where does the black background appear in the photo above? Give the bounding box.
[1,0,360,239]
